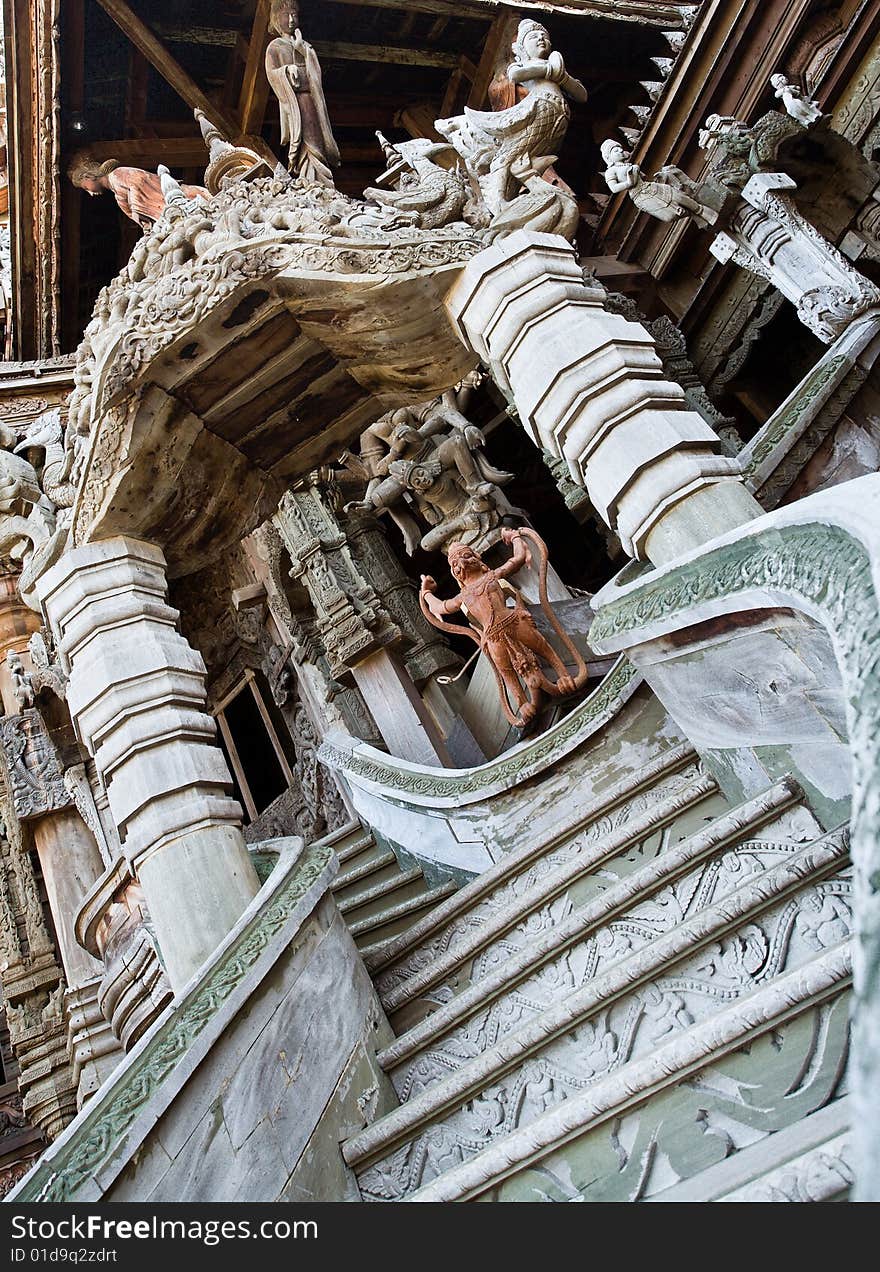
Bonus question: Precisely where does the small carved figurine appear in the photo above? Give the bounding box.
[419,527,588,729]
[437,20,587,216]
[345,392,514,556]
[770,73,822,128]
[6,651,35,710]
[601,140,717,226]
[265,0,341,185]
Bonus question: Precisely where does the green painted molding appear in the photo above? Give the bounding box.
[590,516,880,1200]
[319,656,640,805]
[737,355,850,486]
[8,839,333,1203]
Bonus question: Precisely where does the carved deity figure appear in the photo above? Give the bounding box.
[265,0,341,185]
[770,73,822,128]
[436,20,587,216]
[419,527,587,728]
[0,413,77,609]
[345,389,514,555]
[6,652,34,711]
[68,155,208,230]
[601,140,717,226]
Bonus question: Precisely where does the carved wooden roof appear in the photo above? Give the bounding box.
[2,0,704,359]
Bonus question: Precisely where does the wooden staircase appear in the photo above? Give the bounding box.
[336,756,852,1203]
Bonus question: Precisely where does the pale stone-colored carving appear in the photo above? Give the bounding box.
[346,393,514,557]
[771,73,822,127]
[194,108,278,195]
[0,773,76,1141]
[59,172,483,509]
[67,154,209,230]
[27,629,67,701]
[601,139,717,226]
[0,431,57,608]
[265,1,340,185]
[436,20,587,219]
[485,154,580,242]
[0,710,70,821]
[420,527,588,728]
[0,409,80,608]
[37,537,261,991]
[711,172,880,343]
[364,134,468,231]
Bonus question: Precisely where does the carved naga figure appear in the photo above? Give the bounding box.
[420,527,588,729]
[265,0,341,185]
[436,20,587,217]
[0,422,56,603]
[0,412,78,609]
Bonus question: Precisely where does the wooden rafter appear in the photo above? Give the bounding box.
[317,0,700,29]
[238,0,272,135]
[3,0,63,359]
[74,138,211,168]
[61,0,85,354]
[92,0,240,137]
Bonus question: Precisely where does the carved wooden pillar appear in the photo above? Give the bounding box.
[275,486,452,766]
[712,174,880,345]
[447,230,763,566]
[0,710,121,1105]
[36,536,261,991]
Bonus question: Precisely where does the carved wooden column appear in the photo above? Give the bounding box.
[712,174,880,345]
[275,486,452,767]
[36,537,261,991]
[447,230,763,566]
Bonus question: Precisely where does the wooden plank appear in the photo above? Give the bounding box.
[238,0,272,135]
[468,11,520,107]
[7,0,40,358]
[92,0,240,137]
[61,0,85,353]
[318,0,697,28]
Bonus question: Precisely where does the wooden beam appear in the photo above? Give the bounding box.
[238,0,272,135]
[468,12,520,107]
[317,0,699,29]
[395,101,444,141]
[311,41,460,69]
[92,0,240,137]
[4,0,62,359]
[75,138,210,168]
[61,0,85,354]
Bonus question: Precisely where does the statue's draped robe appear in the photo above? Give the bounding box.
[265,36,341,185]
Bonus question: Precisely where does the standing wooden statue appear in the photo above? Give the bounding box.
[265,0,341,185]
[419,527,588,729]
